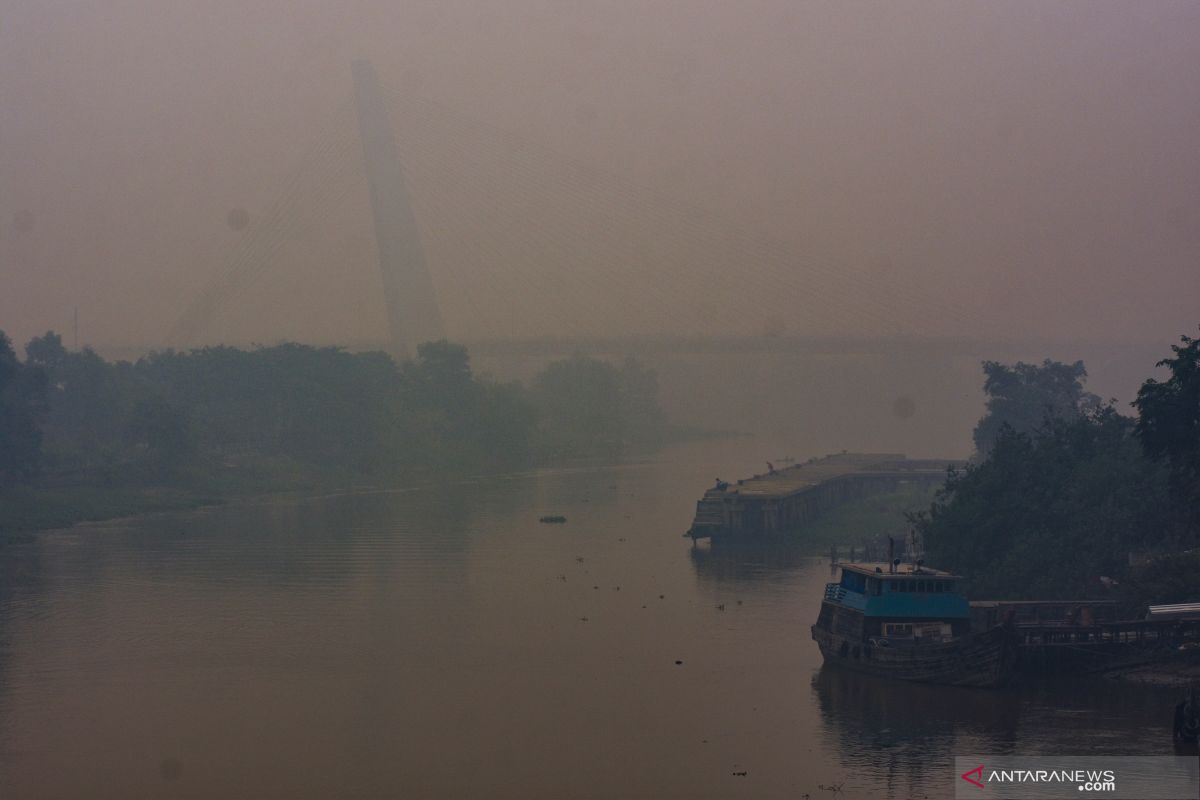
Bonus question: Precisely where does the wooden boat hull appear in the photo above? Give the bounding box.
[811,613,1018,688]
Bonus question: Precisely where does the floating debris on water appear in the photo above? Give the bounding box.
[539,515,567,524]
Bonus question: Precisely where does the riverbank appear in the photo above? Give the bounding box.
[3,337,722,542]
[0,457,346,541]
[0,439,719,541]
[1103,652,1200,688]
[0,483,220,541]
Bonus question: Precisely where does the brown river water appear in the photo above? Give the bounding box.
[0,440,1183,799]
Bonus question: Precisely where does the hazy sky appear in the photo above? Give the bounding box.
[3,1,1199,349]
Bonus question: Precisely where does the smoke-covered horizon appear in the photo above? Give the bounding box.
[3,1,1199,350]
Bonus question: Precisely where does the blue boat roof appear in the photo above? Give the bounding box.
[828,563,970,618]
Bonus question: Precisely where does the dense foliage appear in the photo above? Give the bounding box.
[972,359,1100,457]
[917,336,1200,604]
[0,332,48,483]
[1,332,672,493]
[531,355,667,458]
[1134,331,1200,531]
[918,408,1177,599]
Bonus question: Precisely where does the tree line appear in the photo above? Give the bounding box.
[0,331,673,490]
[914,329,1200,604]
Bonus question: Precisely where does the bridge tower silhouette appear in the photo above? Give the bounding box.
[351,60,442,357]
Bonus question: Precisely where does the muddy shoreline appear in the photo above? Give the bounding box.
[1103,653,1200,687]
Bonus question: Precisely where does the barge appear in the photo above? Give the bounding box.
[686,453,962,541]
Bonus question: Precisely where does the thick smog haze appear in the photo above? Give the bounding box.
[3,1,1198,350]
[8,5,1200,798]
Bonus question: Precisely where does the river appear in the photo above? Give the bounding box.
[0,440,1182,799]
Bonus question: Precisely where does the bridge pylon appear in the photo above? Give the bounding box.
[351,59,442,358]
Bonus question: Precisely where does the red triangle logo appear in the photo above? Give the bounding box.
[961,764,985,788]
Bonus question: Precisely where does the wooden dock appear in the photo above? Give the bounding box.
[972,600,1200,674]
[685,452,963,541]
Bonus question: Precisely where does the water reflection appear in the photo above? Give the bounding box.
[0,537,54,772]
[50,474,538,590]
[812,664,1187,799]
[814,665,1019,757]
[687,537,813,586]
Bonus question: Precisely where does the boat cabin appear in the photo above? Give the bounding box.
[821,562,971,643]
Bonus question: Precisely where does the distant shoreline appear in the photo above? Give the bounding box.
[0,435,733,541]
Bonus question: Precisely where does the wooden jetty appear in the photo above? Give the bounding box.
[970,599,1121,630]
[686,452,962,541]
[972,600,1200,674]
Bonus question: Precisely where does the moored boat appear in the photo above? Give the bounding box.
[811,561,1017,687]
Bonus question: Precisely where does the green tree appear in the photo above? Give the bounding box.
[917,407,1175,600]
[27,335,129,468]
[25,331,68,373]
[124,393,195,474]
[405,340,481,425]
[972,359,1100,457]
[1133,329,1200,533]
[617,357,667,443]
[530,354,669,458]
[533,354,625,457]
[1121,551,1200,606]
[473,381,538,466]
[0,331,48,484]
